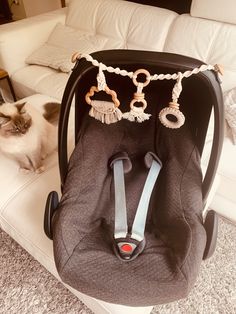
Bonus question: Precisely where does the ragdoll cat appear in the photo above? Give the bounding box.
[0,101,60,173]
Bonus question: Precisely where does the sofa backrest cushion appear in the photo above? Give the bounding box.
[164,14,236,92]
[191,0,236,25]
[66,0,177,51]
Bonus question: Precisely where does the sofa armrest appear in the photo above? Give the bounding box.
[0,8,67,76]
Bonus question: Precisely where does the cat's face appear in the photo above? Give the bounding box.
[0,103,32,137]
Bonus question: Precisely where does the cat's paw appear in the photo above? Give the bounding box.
[41,154,47,160]
[35,166,45,174]
[19,167,33,174]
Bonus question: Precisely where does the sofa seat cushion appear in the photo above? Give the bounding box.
[210,137,236,222]
[223,87,236,144]
[0,150,59,270]
[201,130,236,222]
[0,94,62,270]
[11,66,69,100]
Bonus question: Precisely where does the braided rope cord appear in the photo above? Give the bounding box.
[79,53,216,82]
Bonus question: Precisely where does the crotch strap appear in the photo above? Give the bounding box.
[110,152,162,261]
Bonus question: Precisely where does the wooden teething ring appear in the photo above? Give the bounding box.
[85,85,120,108]
[159,102,185,129]
[132,69,151,87]
[130,69,150,110]
[130,96,147,110]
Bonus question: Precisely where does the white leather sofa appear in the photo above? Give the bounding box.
[0,0,235,313]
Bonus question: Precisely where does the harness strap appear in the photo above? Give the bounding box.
[113,159,128,239]
[131,158,162,241]
[111,152,162,261]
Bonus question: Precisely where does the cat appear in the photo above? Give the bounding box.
[0,100,60,173]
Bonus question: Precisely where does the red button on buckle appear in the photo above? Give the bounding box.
[121,243,133,253]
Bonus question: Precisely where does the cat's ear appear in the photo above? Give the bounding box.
[16,102,26,114]
[0,114,10,127]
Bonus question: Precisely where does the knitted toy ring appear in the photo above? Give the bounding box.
[159,107,185,129]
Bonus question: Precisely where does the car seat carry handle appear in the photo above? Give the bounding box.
[111,152,162,261]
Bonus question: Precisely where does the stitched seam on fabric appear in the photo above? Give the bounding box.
[0,215,54,262]
[60,232,89,275]
[1,162,58,216]
[59,123,87,268]
[179,144,199,269]
[163,14,180,51]
[58,217,70,259]
[124,6,141,49]
[206,23,223,63]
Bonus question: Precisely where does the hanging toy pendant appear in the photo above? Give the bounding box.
[159,72,185,129]
[123,69,151,123]
[85,65,122,124]
[159,102,185,129]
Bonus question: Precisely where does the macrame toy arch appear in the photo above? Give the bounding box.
[72,52,223,129]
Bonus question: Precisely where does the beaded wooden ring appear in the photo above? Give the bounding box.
[71,52,81,63]
[159,102,185,129]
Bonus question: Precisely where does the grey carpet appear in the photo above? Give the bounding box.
[0,217,235,314]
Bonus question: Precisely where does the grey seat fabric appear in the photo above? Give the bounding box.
[53,112,206,306]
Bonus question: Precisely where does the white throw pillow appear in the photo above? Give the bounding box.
[26,23,108,73]
[224,87,236,145]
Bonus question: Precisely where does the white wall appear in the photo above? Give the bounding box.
[23,0,61,17]
[8,0,26,20]
[8,0,62,20]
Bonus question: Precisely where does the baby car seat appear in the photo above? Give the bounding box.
[44,50,224,306]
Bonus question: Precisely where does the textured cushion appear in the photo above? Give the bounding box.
[191,0,236,25]
[164,14,236,92]
[11,65,69,100]
[26,23,108,72]
[224,88,236,144]
[66,0,177,51]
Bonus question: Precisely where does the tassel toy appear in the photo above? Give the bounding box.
[123,69,151,123]
[85,65,122,124]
